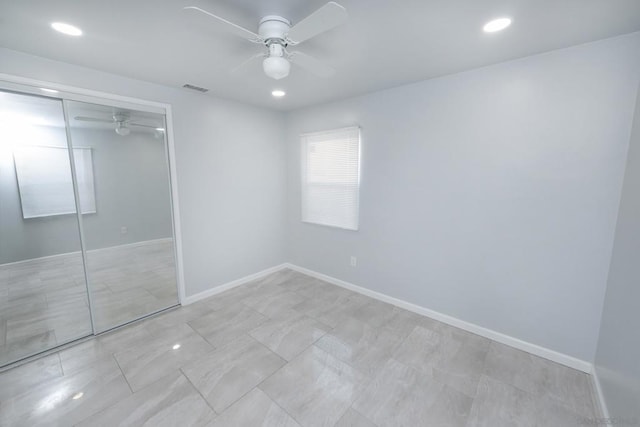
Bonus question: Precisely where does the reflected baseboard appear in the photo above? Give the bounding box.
[0,237,174,267]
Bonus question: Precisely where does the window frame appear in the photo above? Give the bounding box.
[300,126,361,231]
[13,145,96,219]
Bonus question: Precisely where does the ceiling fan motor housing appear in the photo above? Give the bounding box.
[113,112,129,123]
[259,16,291,42]
[259,16,291,79]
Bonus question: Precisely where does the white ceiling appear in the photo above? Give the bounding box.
[1,0,640,111]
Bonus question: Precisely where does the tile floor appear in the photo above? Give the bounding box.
[0,269,599,426]
[0,239,178,366]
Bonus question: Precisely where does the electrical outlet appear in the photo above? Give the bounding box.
[350,256,357,267]
[120,226,128,234]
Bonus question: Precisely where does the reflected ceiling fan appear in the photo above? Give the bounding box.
[74,113,160,136]
[183,2,348,80]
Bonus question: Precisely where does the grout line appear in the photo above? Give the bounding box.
[262,388,303,427]
[254,344,362,427]
[348,405,381,427]
[287,320,332,359]
[211,362,285,416]
[244,334,288,366]
[178,332,288,418]
[111,353,134,394]
[1,321,7,352]
[183,321,210,343]
[180,322,288,415]
[184,321,213,345]
[254,363,302,425]
[180,367,218,416]
[56,352,65,376]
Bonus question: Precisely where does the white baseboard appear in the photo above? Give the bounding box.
[90,237,174,252]
[180,261,592,373]
[284,263,592,373]
[0,237,174,268]
[590,366,610,420]
[182,263,289,305]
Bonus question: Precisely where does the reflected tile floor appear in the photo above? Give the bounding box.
[0,239,178,366]
[0,269,599,426]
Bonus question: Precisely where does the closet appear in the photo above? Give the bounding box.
[0,82,180,367]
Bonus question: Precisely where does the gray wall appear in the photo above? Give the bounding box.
[0,47,287,297]
[3,33,639,366]
[74,128,173,251]
[594,84,640,419]
[284,33,640,362]
[0,127,173,263]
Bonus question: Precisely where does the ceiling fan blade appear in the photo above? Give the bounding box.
[289,51,335,78]
[74,116,114,123]
[286,2,347,45]
[129,122,158,129]
[183,6,263,43]
[230,52,266,74]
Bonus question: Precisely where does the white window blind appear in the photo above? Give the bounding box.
[14,146,96,219]
[301,126,361,230]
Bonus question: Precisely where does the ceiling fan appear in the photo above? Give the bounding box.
[183,2,348,80]
[74,113,161,136]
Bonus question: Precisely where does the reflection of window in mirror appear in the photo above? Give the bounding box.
[14,146,96,218]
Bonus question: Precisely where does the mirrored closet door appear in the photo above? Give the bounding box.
[65,100,178,332]
[0,84,180,367]
[0,91,93,366]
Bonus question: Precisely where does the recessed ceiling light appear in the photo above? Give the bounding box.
[483,17,512,33]
[40,88,59,94]
[271,89,286,98]
[172,344,181,350]
[51,22,83,36]
[71,392,84,400]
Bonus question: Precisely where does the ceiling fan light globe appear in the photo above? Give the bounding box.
[115,125,130,136]
[263,56,290,80]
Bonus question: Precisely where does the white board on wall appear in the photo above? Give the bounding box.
[13,146,96,219]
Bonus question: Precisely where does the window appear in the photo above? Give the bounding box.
[14,146,96,219]
[301,126,361,230]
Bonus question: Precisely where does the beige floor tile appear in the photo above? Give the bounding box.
[353,358,472,427]
[0,356,131,426]
[77,371,215,427]
[182,334,285,413]
[206,388,300,427]
[315,317,405,376]
[188,304,267,348]
[250,314,330,361]
[114,324,214,391]
[334,408,377,427]
[0,269,598,427]
[260,346,369,427]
